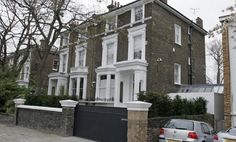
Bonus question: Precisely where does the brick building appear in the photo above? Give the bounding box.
[9,44,59,90]
[220,15,236,128]
[48,0,207,107]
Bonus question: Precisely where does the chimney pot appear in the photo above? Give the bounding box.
[196,17,203,27]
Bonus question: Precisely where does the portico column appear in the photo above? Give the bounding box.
[68,78,72,96]
[134,71,141,101]
[95,75,100,100]
[48,79,52,95]
[82,76,87,100]
[76,77,81,98]
[106,74,111,101]
[114,72,120,107]
[55,79,61,96]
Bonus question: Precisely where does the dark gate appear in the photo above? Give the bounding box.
[74,105,127,142]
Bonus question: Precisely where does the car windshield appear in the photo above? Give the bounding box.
[164,120,194,131]
[228,128,236,136]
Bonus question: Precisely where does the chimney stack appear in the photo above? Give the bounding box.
[196,17,203,27]
[160,0,167,4]
[107,0,120,11]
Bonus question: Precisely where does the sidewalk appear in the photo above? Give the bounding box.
[0,123,96,142]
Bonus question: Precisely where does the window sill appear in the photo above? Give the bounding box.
[175,42,182,46]
[174,83,181,86]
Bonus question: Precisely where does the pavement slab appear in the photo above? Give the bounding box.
[0,123,96,142]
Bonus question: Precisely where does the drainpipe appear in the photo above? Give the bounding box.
[188,25,193,85]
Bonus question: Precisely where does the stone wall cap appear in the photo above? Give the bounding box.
[125,101,152,111]
[60,100,78,108]
[13,98,26,105]
[17,105,62,112]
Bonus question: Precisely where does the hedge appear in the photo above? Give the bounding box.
[24,94,78,108]
[138,92,207,117]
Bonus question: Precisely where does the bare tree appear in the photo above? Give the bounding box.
[0,0,35,75]
[4,0,103,95]
[207,39,223,84]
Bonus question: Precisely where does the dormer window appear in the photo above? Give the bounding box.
[131,5,145,23]
[106,17,117,32]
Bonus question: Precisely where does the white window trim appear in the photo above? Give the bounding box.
[174,63,181,85]
[75,43,87,67]
[131,4,145,25]
[174,24,182,46]
[59,48,69,73]
[128,24,146,61]
[102,33,118,66]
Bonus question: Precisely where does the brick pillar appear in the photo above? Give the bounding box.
[60,100,78,136]
[13,98,26,125]
[222,27,231,129]
[125,101,152,142]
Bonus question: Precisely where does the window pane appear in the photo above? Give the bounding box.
[78,49,85,67]
[135,6,143,21]
[174,64,181,84]
[107,18,116,31]
[133,35,142,59]
[107,43,114,65]
[175,25,181,45]
[62,54,67,72]
[53,59,59,70]
[165,120,194,130]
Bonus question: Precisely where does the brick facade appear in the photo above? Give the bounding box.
[48,0,206,105]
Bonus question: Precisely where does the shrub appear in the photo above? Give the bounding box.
[24,94,78,108]
[0,73,29,113]
[138,92,207,117]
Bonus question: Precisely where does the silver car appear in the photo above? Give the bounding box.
[213,127,236,142]
[159,119,214,142]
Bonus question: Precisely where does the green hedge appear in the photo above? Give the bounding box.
[138,92,207,117]
[24,94,78,108]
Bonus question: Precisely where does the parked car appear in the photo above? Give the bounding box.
[213,127,236,142]
[159,119,215,142]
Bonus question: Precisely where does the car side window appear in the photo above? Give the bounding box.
[201,123,210,135]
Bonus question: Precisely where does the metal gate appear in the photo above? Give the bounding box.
[74,105,127,142]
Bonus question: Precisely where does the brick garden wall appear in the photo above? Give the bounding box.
[16,106,64,135]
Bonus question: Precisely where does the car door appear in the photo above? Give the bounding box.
[200,123,213,142]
